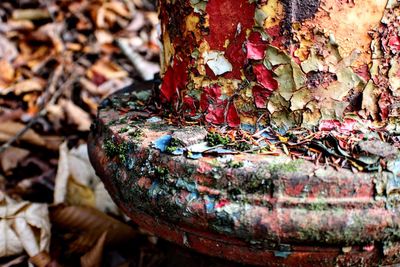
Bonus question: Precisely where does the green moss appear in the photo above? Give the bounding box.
[230,141,252,152]
[118,116,128,124]
[155,166,169,177]
[166,138,182,153]
[308,202,329,211]
[103,139,133,165]
[226,160,244,169]
[268,160,303,174]
[128,128,143,139]
[104,140,119,157]
[119,126,129,133]
[206,132,230,147]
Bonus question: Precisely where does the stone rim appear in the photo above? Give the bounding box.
[88,86,400,266]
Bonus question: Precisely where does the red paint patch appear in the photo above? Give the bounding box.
[225,37,246,79]
[318,119,358,132]
[138,177,152,189]
[252,85,273,109]
[354,64,371,82]
[205,105,226,125]
[160,59,188,102]
[182,96,198,116]
[201,85,226,125]
[253,64,278,90]
[215,199,230,209]
[246,32,267,60]
[378,91,392,121]
[200,85,239,127]
[389,35,400,52]
[265,25,285,49]
[200,84,223,111]
[227,103,240,127]
[206,0,255,50]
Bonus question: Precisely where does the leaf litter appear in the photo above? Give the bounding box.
[0,0,191,266]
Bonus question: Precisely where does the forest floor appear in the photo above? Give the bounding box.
[0,1,242,266]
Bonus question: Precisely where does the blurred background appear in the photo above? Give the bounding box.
[0,0,246,266]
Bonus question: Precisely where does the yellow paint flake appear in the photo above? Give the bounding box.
[260,0,284,28]
[223,39,230,49]
[161,30,174,74]
[185,13,201,41]
[303,0,387,67]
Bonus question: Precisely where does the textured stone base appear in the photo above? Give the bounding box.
[88,84,400,266]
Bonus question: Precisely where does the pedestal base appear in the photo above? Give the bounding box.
[88,84,400,266]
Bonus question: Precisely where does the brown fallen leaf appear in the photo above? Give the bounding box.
[0,121,46,147]
[0,146,30,174]
[12,9,51,21]
[0,59,15,85]
[59,99,92,131]
[0,191,51,258]
[30,251,51,267]
[50,204,137,253]
[80,231,107,267]
[105,1,131,18]
[88,59,128,81]
[13,77,47,95]
[0,34,18,62]
[3,19,35,31]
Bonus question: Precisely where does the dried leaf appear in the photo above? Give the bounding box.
[12,9,51,21]
[0,34,18,62]
[80,232,107,267]
[13,78,46,95]
[54,142,119,214]
[59,99,92,131]
[88,60,128,81]
[50,205,137,251]
[0,146,30,173]
[0,220,23,257]
[0,59,15,85]
[30,251,51,267]
[0,121,46,147]
[0,192,50,258]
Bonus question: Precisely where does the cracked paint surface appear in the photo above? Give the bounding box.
[158,0,399,130]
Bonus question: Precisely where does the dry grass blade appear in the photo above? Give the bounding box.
[80,231,107,267]
[50,204,137,251]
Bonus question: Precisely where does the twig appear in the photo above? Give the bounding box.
[0,69,76,154]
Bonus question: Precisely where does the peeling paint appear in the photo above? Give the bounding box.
[158,0,399,131]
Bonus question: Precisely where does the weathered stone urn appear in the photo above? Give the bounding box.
[89,0,400,266]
